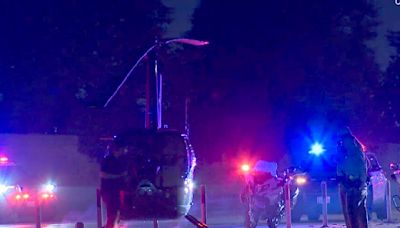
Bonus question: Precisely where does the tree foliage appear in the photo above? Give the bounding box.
[185,0,381,160]
[376,31,400,141]
[0,1,389,161]
[0,1,168,133]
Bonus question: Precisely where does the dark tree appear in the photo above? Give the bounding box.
[0,1,169,133]
[376,31,400,141]
[0,1,170,157]
[185,0,380,161]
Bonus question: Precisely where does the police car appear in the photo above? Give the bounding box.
[291,151,388,221]
[0,155,56,223]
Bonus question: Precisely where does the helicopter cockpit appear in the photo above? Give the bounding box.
[114,129,196,220]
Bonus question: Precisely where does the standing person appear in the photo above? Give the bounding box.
[100,137,128,228]
[336,126,368,228]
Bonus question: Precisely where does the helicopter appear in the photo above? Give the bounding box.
[100,38,208,224]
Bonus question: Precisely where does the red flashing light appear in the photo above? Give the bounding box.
[241,163,251,173]
[41,193,55,200]
[0,157,8,163]
[15,194,22,200]
[22,193,30,199]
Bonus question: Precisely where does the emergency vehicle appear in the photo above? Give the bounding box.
[0,155,56,223]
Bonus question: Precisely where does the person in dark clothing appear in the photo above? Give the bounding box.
[336,126,368,228]
[100,139,127,228]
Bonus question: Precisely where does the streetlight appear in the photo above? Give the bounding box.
[104,38,209,129]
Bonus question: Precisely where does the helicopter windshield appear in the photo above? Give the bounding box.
[119,131,189,189]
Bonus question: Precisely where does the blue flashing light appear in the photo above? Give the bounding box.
[309,142,325,156]
[0,184,7,194]
[44,183,56,192]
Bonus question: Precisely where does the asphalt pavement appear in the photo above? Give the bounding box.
[1,221,400,228]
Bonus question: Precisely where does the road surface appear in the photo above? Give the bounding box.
[0,220,399,228]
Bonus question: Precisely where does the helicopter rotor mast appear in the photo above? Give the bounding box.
[104,38,209,130]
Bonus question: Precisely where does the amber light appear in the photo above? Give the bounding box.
[295,176,307,185]
[41,193,55,200]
